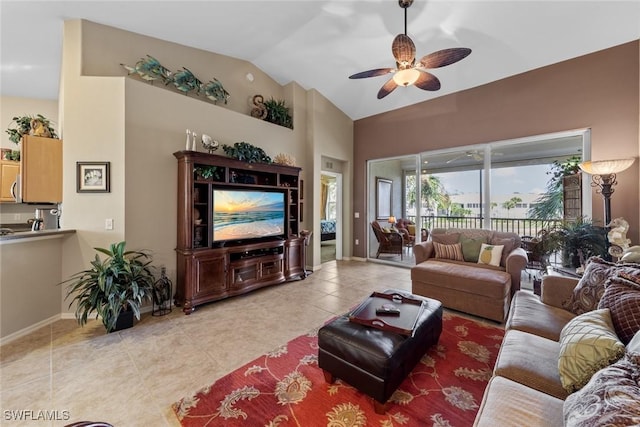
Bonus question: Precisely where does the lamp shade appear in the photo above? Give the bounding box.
[579,158,635,175]
[388,216,397,224]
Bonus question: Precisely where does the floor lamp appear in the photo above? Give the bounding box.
[578,158,635,227]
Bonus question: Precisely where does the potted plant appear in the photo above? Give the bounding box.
[5,114,58,144]
[194,165,221,180]
[62,241,156,333]
[263,98,293,129]
[222,141,272,164]
[544,217,607,268]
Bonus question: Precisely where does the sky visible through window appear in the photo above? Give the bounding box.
[437,164,552,195]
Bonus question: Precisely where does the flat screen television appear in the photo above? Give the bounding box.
[212,189,286,243]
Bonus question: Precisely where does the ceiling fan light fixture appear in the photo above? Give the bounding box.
[393,68,420,86]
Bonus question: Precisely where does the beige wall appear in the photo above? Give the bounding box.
[58,20,353,315]
[307,89,354,264]
[0,237,65,340]
[353,41,640,257]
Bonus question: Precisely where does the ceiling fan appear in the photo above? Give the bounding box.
[445,150,503,164]
[349,0,472,99]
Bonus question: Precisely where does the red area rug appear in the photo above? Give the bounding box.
[173,312,504,426]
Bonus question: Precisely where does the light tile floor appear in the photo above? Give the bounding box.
[1,260,434,426]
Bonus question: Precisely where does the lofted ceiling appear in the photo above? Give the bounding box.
[1,1,639,120]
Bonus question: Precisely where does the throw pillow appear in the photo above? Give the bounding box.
[491,236,516,267]
[407,224,416,236]
[431,233,460,245]
[627,330,640,354]
[563,257,640,315]
[477,243,503,267]
[460,236,487,262]
[558,308,626,393]
[433,242,464,261]
[563,353,640,427]
[597,273,640,344]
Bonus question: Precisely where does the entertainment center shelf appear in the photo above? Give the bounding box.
[173,150,306,314]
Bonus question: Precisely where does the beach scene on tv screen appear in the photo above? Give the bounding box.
[213,190,285,241]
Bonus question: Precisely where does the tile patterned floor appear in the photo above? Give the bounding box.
[0,260,434,426]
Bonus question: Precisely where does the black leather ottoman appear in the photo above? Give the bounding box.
[318,289,443,414]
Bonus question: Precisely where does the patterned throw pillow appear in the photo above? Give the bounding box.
[597,273,640,344]
[558,308,626,393]
[563,257,640,315]
[433,242,464,261]
[431,233,460,245]
[460,236,487,262]
[491,236,515,267]
[563,353,640,427]
[477,243,503,267]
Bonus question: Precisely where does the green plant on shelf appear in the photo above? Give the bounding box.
[222,141,272,164]
[5,114,58,144]
[194,165,221,180]
[263,98,293,129]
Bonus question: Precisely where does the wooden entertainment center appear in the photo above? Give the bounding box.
[173,151,306,314]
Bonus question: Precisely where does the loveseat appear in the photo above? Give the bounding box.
[474,257,640,426]
[411,228,527,322]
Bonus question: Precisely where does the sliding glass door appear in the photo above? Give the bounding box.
[367,130,589,266]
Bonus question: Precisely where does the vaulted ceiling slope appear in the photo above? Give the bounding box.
[1,1,639,120]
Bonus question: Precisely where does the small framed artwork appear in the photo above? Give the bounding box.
[77,161,110,193]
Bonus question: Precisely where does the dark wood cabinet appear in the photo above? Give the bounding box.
[173,151,306,314]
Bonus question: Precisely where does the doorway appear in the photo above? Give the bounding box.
[320,172,342,263]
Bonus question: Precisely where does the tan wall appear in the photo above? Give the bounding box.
[57,19,353,316]
[0,237,65,339]
[81,21,284,118]
[308,89,354,264]
[353,41,640,257]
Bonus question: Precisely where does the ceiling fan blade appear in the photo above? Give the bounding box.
[377,78,398,99]
[446,153,466,164]
[418,48,472,69]
[392,34,416,64]
[414,70,441,91]
[349,68,394,79]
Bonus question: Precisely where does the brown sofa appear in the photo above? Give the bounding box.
[411,228,527,322]
[474,269,640,426]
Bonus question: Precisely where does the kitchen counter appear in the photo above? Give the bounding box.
[0,228,75,243]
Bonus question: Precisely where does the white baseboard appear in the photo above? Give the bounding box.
[0,314,61,346]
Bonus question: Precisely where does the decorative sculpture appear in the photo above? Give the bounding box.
[171,67,202,95]
[121,55,172,84]
[201,134,219,153]
[607,217,632,257]
[250,95,268,119]
[201,78,230,104]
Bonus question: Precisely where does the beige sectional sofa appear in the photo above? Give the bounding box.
[474,260,640,426]
[411,228,527,322]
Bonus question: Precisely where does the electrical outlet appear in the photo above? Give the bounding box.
[354,212,360,218]
[105,218,114,230]
[355,239,359,245]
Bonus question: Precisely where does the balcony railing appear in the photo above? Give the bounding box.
[406,215,562,238]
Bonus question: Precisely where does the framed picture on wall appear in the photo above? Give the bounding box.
[77,161,110,193]
[376,177,392,220]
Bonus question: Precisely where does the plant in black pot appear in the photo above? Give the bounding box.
[62,241,156,333]
[545,217,607,268]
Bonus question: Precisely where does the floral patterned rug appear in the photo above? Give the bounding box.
[173,312,504,426]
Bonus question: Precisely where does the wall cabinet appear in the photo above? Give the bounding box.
[0,160,20,202]
[20,136,63,203]
[173,151,306,314]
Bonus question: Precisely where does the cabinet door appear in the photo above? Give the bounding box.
[0,161,19,202]
[21,136,62,203]
[285,238,305,279]
[194,252,227,297]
